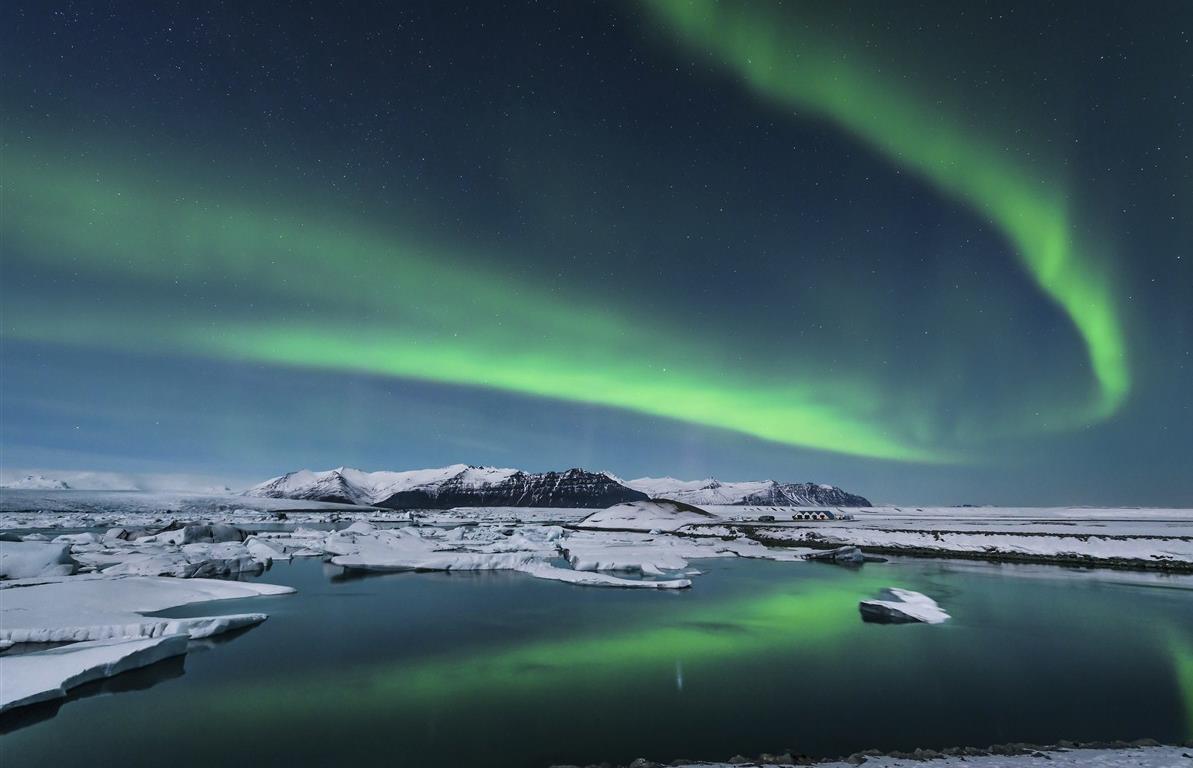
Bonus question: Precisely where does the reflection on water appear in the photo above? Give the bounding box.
[3,557,1192,767]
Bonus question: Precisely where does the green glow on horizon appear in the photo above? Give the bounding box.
[4,152,949,462]
[640,0,1130,422]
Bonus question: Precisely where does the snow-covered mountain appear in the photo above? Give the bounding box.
[1,474,72,490]
[246,465,871,509]
[245,464,649,509]
[622,477,871,507]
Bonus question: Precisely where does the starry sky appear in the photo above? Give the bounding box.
[2,1,1190,504]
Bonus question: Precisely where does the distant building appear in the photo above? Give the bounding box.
[792,509,835,521]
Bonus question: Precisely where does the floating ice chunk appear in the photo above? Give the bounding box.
[564,534,692,574]
[244,535,292,563]
[0,634,190,713]
[0,541,78,579]
[332,548,541,572]
[0,576,292,643]
[859,588,950,624]
[517,562,691,589]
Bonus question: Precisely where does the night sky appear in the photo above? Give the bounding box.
[2,1,1190,505]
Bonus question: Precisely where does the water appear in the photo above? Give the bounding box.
[3,557,1192,766]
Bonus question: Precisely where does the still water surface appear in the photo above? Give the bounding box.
[4,557,1192,766]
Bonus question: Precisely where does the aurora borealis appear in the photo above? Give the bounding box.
[2,1,1190,503]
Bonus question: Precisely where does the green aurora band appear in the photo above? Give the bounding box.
[4,150,941,462]
[639,0,1130,422]
[1,2,1136,461]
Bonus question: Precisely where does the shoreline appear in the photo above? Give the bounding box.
[551,738,1193,768]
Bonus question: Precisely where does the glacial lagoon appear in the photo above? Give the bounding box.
[3,557,1192,767]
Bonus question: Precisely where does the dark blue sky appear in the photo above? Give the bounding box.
[2,1,1190,504]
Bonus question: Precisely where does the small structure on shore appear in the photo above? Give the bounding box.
[792,509,835,521]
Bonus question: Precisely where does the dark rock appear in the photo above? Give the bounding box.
[181,523,247,544]
[377,468,647,509]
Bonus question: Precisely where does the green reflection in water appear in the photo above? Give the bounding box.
[1169,632,1193,738]
[216,570,884,721]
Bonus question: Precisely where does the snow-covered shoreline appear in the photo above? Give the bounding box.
[568,744,1193,767]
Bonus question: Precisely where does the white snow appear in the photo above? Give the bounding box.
[563,530,808,576]
[234,514,809,589]
[60,532,269,579]
[245,464,521,506]
[516,561,691,589]
[0,540,78,579]
[576,500,717,531]
[0,576,293,643]
[623,476,859,506]
[751,523,1193,567]
[1,474,71,490]
[626,476,779,504]
[859,587,951,624]
[676,745,1193,767]
[0,634,189,713]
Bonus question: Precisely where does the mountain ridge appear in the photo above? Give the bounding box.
[245,466,871,508]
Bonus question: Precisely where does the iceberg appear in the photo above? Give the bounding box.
[575,500,718,532]
[0,540,78,579]
[859,588,950,624]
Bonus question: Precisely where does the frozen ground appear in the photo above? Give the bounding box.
[669,505,1193,570]
[3,493,1190,572]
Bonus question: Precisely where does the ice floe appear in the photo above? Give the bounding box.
[0,576,292,643]
[0,634,189,713]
